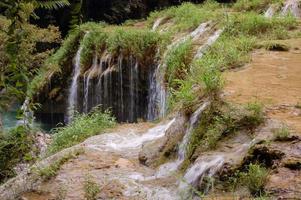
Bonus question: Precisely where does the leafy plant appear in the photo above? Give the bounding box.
[0,125,34,182]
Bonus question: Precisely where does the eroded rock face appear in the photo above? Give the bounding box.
[139,114,188,167]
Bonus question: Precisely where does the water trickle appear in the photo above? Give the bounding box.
[281,0,301,18]
[86,118,175,156]
[194,29,224,60]
[178,101,210,160]
[152,18,164,31]
[179,155,224,197]
[264,5,278,18]
[155,101,210,178]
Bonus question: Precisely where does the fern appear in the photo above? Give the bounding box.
[36,0,70,10]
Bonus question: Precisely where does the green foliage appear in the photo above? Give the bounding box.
[47,108,116,155]
[225,12,297,39]
[27,28,80,98]
[245,102,264,127]
[147,1,223,32]
[273,126,291,141]
[37,148,83,180]
[233,0,283,12]
[84,175,101,200]
[106,27,167,61]
[240,164,269,196]
[0,125,34,182]
[166,39,193,89]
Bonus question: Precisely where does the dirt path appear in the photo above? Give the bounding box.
[224,39,301,133]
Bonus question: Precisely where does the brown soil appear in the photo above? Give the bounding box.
[224,38,301,133]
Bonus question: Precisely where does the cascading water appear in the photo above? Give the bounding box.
[179,155,224,198]
[147,21,212,121]
[156,101,210,178]
[67,46,83,122]
[281,0,301,18]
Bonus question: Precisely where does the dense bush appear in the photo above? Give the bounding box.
[0,126,34,182]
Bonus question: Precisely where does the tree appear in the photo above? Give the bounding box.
[0,0,69,128]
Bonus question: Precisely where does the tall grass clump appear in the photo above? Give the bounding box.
[147,1,222,32]
[166,39,193,89]
[47,108,116,155]
[273,125,291,141]
[233,0,283,12]
[240,164,269,196]
[106,28,167,60]
[225,12,297,39]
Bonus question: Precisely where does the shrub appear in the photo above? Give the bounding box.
[0,125,34,182]
[84,175,100,200]
[241,164,269,196]
[47,108,116,155]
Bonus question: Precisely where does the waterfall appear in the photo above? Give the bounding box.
[118,55,124,121]
[129,57,139,122]
[84,55,98,113]
[281,0,301,18]
[67,46,83,121]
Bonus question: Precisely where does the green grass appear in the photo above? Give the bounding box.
[240,164,269,196]
[37,148,84,180]
[0,125,35,183]
[166,39,194,89]
[225,12,297,39]
[184,102,264,166]
[233,0,283,13]
[245,102,264,127]
[273,126,291,141]
[147,1,223,32]
[47,107,116,155]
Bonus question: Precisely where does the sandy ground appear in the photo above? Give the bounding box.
[224,39,301,133]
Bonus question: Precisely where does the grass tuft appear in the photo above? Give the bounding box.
[84,175,101,200]
[273,126,291,141]
[240,164,269,196]
[47,107,116,155]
